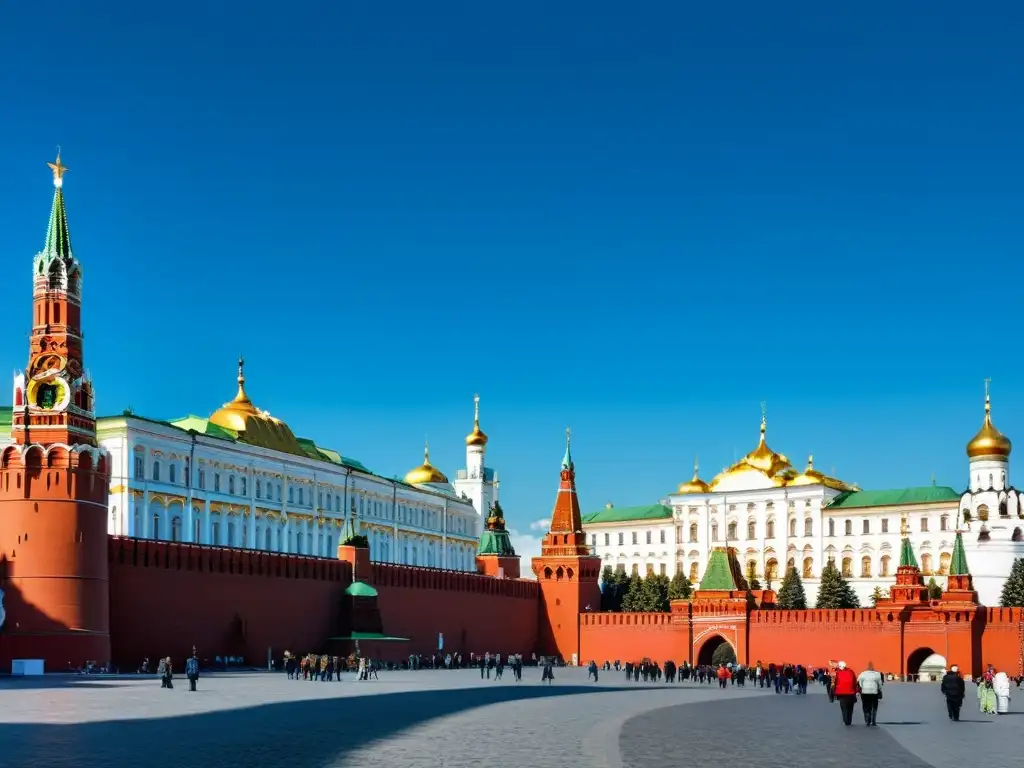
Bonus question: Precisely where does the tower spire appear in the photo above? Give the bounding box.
[465,392,489,447]
[562,426,573,469]
[542,429,588,550]
[43,150,73,261]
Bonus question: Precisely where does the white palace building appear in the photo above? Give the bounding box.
[83,362,498,572]
[582,392,1024,606]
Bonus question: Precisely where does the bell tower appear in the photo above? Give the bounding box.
[532,429,601,662]
[0,153,111,669]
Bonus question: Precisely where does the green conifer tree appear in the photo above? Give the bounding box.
[869,586,886,607]
[926,577,943,600]
[816,560,859,609]
[999,557,1024,607]
[600,565,617,611]
[776,566,808,610]
[620,573,644,612]
[668,571,692,600]
[639,573,670,611]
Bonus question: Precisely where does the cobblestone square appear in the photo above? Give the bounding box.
[0,670,1017,767]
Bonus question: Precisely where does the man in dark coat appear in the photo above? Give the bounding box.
[940,665,966,721]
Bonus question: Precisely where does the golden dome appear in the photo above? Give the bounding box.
[710,412,792,488]
[209,357,307,457]
[677,458,711,494]
[967,387,1011,459]
[465,393,488,447]
[404,441,450,485]
[787,454,850,490]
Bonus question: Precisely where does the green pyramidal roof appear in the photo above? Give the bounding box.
[45,189,73,260]
[699,548,740,591]
[478,529,517,557]
[950,531,970,576]
[899,537,919,568]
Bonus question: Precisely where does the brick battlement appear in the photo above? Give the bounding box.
[982,606,1024,623]
[581,612,673,627]
[750,609,887,625]
[371,561,538,599]
[107,536,352,583]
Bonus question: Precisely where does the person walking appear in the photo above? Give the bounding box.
[185,652,200,692]
[833,661,858,726]
[857,661,883,726]
[940,665,966,721]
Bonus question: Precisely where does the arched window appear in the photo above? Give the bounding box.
[727,522,737,540]
[169,464,177,484]
[860,556,871,578]
[880,555,891,577]
[288,487,294,504]
[171,517,181,542]
[711,523,719,542]
[802,557,813,579]
[844,519,852,536]
[241,477,247,496]
[689,523,698,542]
[978,505,989,521]
[804,518,813,536]
[828,519,835,537]
[938,552,951,575]
[766,520,775,538]
[327,493,332,510]
[689,561,699,581]
[228,476,235,495]
[747,520,756,539]
[152,513,161,540]
[789,518,797,537]
[256,479,261,499]
[193,517,201,543]
[264,527,272,550]
[152,461,161,482]
[921,553,933,575]
[940,515,948,531]
[766,558,779,582]
[841,557,852,578]
[135,456,145,479]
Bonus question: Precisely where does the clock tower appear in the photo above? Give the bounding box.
[0,154,111,670]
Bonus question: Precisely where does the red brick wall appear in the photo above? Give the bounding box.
[107,537,352,667]
[581,612,688,663]
[370,562,539,657]
[979,607,1024,675]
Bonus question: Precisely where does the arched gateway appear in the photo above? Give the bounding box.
[697,635,736,666]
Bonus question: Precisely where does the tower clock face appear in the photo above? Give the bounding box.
[26,376,69,411]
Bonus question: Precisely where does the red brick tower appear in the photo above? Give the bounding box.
[887,515,929,606]
[0,154,111,670]
[532,429,601,662]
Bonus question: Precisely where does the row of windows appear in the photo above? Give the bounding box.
[134,457,473,536]
[591,514,961,549]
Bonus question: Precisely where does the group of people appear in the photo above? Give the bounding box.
[477,652,527,681]
[155,652,201,692]
[973,666,1013,716]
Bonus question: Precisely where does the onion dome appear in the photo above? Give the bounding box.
[966,386,1011,459]
[787,455,850,490]
[209,357,307,457]
[710,408,792,488]
[677,458,711,494]
[404,440,450,485]
[465,393,488,447]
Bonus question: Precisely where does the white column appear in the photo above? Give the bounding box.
[141,489,151,538]
[202,499,211,544]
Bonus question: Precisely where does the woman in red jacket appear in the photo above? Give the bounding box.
[833,661,858,726]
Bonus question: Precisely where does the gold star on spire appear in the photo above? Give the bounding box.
[47,150,69,188]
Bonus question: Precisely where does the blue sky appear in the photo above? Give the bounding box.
[2,2,1024,561]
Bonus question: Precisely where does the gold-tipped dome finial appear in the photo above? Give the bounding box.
[787,453,851,490]
[465,393,489,447]
[404,439,450,485]
[677,456,711,494]
[966,379,1012,459]
[48,148,69,189]
[209,356,307,456]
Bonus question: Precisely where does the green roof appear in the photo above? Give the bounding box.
[344,581,378,598]
[699,548,740,591]
[0,406,12,434]
[478,529,517,557]
[826,486,961,510]
[899,537,918,568]
[950,531,970,576]
[581,504,673,525]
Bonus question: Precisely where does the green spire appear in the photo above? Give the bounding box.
[699,548,740,591]
[43,153,73,261]
[899,536,918,568]
[950,530,970,576]
[561,426,573,469]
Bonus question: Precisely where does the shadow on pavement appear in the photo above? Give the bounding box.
[0,683,647,767]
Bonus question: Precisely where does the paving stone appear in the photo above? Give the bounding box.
[0,670,1016,767]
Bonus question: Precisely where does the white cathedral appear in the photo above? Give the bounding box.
[582,389,1024,607]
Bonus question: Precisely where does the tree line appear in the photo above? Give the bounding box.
[602,558,1024,611]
